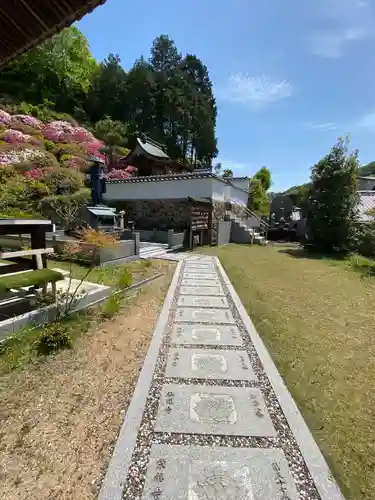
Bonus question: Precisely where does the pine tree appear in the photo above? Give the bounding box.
[306,136,360,254]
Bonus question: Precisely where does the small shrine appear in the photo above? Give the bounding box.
[121,134,192,176]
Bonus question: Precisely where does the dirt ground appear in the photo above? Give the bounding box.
[0,264,175,500]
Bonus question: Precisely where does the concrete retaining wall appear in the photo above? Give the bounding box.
[217,221,231,245]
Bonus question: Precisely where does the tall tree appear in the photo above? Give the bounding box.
[248,177,270,216]
[254,166,271,191]
[306,136,360,254]
[0,27,98,112]
[85,53,127,122]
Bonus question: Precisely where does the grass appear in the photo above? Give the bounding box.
[197,243,375,500]
[47,257,157,287]
[0,259,173,375]
[0,263,176,500]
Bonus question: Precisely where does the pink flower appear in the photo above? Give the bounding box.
[106,169,131,180]
[12,114,42,129]
[72,127,95,143]
[24,167,44,180]
[3,129,37,144]
[0,148,49,165]
[0,110,11,125]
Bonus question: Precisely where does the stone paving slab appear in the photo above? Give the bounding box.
[177,295,229,308]
[171,324,243,346]
[179,285,225,296]
[183,272,218,279]
[183,264,216,271]
[181,278,221,287]
[155,384,276,436]
[175,307,235,323]
[142,445,300,500]
[165,347,257,380]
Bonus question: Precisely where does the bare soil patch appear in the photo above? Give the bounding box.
[0,262,175,500]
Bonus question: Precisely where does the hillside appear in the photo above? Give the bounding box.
[0,106,134,220]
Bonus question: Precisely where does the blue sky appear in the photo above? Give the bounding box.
[78,0,375,191]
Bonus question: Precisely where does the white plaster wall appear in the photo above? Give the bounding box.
[104,177,215,201]
[211,178,228,201]
[230,178,249,191]
[228,184,249,205]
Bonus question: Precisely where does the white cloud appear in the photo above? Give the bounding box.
[309,0,373,58]
[305,121,339,131]
[219,73,292,107]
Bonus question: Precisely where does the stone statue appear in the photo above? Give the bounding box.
[88,156,106,206]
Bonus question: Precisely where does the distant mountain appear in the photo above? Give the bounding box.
[358,162,375,177]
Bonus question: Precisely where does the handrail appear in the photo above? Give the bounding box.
[244,206,270,229]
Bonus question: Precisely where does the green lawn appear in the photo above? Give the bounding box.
[198,244,375,500]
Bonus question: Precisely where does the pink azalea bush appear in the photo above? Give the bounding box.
[106,169,131,180]
[24,167,44,180]
[106,166,137,180]
[12,114,42,129]
[0,109,11,126]
[3,129,40,145]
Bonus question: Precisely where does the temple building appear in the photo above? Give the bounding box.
[120,135,192,176]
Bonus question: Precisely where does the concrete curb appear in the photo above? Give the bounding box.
[214,257,345,500]
[98,260,183,500]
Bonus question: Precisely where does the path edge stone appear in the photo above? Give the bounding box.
[215,257,345,500]
[98,261,183,500]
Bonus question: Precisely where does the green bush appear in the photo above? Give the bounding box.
[39,189,90,221]
[53,142,86,160]
[101,294,121,318]
[357,223,375,258]
[37,322,72,355]
[44,139,55,152]
[42,167,84,194]
[116,268,132,289]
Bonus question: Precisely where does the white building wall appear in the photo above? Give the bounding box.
[104,177,214,201]
[104,176,249,205]
[230,178,249,191]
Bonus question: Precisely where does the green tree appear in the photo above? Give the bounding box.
[0,27,98,113]
[85,53,127,122]
[254,166,271,191]
[306,136,360,254]
[248,177,269,216]
[222,169,233,177]
[94,117,129,168]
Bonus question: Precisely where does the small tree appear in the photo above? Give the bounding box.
[222,169,233,178]
[94,117,129,168]
[248,177,269,216]
[254,166,271,191]
[248,167,272,216]
[306,136,359,254]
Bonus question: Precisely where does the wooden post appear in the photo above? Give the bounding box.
[30,227,47,270]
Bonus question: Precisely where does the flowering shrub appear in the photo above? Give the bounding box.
[3,129,40,145]
[0,147,47,165]
[106,169,131,180]
[72,126,95,143]
[23,168,44,180]
[0,110,11,126]
[12,114,42,129]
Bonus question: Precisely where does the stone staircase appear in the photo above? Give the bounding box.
[230,217,267,245]
[139,242,170,259]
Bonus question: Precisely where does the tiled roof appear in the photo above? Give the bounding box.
[106,173,219,184]
[359,191,375,222]
[0,1,107,68]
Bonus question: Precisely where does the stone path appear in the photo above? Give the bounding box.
[99,257,344,500]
